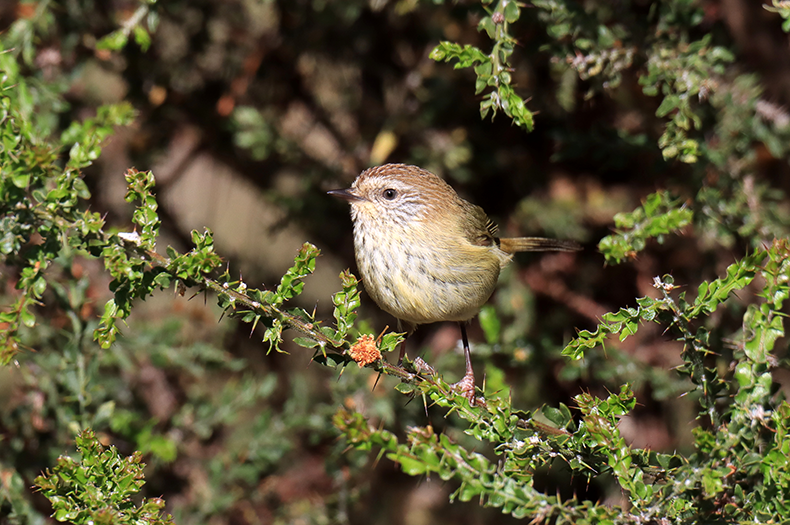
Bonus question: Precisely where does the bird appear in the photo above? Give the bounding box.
[328,163,580,402]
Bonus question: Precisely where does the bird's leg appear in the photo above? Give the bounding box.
[452,322,476,405]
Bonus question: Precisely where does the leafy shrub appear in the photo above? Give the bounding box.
[2,0,790,524]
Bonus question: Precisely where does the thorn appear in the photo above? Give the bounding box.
[404,392,417,406]
[372,448,386,470]
[376,325,389,343]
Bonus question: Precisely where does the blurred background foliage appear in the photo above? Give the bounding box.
[1,0,790,523]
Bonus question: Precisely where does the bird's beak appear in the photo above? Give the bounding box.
[327,188,366,202]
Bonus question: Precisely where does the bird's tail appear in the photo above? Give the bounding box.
[499,237,582,253]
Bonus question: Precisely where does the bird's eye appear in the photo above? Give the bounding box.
[382,188,398,200]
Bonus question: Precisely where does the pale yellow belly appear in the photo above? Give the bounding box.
[353,229,501,327]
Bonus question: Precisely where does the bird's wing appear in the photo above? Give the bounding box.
[457,200,497,248]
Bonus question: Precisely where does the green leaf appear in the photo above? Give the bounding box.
[478,305,501,344]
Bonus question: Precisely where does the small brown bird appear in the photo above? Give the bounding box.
[329,164,580,401]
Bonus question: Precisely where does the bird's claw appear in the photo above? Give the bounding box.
[452,372,476,406]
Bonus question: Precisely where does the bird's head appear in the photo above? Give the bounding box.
[328,164,455,227]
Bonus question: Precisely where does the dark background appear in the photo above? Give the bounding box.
[1,0,789,523]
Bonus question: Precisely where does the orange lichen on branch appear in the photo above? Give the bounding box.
[348,334,381,367]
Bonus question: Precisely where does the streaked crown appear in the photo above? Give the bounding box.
[348,164,457,224]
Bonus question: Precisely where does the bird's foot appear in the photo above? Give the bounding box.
[452,370,476,406]
[413,357,436,376]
